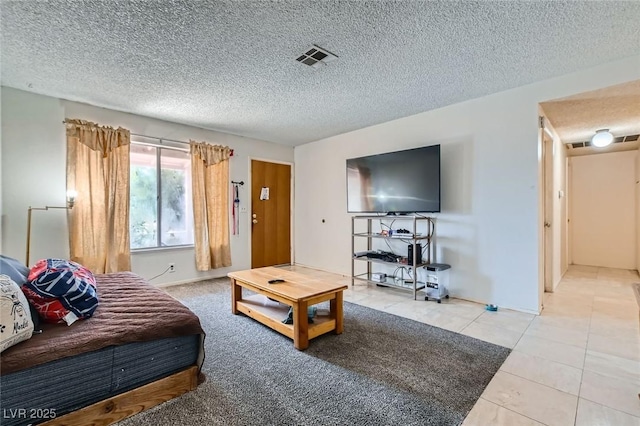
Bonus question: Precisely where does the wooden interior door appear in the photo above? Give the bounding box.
[543,133,554,292]
[251,160,291,268]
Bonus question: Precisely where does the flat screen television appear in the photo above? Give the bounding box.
[346,145,440,214]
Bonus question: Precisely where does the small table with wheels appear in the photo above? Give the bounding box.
[423,263,451,303]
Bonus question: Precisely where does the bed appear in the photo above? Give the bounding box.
[0,272,205,426]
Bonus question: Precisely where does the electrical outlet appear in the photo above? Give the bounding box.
[169,263,175,273]
[240,206,247,213]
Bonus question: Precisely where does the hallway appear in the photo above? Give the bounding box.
[283,264,640,425]
[465,265,640,425]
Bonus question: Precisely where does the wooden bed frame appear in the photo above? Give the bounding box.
[42,366,199,426]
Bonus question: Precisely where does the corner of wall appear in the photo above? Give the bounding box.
[0,87,3,253]
[536,111,567,295]
[637,146,640,274]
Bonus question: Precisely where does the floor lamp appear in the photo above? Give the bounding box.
[25,191,77,266]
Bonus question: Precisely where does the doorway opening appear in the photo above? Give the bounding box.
[538,79,640,309]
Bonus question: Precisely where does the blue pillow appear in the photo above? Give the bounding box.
[0,256,40,328]
[0,255,29,285]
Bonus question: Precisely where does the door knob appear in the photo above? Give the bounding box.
[252,213,257,218]
[252,219,258,224]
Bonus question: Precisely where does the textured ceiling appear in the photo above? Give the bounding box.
[1,1,639,146]
[541,80,640,144]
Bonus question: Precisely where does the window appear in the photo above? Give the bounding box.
[130,143,194,249]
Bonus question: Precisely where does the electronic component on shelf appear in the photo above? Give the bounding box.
[390,230,422,238]
[371,273,386,282]
[354,250,400,262]
[366,251,401,262]
[407,243,422,265]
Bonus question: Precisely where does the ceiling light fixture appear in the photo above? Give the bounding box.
[591,129,614,148]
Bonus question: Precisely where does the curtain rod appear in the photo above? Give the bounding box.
[62,121,234,156]
[131,133,190,146]
[132,139,189,153]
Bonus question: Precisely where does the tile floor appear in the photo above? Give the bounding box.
[276,264,640,426]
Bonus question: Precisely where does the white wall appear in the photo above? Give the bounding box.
[570,151,636,269]
[637,145,640,274]
[553,139,569,282]
[0,86,3,250]
[548,122,568,290]
[294,55,640,313]
[2,90,68,262]
[1,87,294,285]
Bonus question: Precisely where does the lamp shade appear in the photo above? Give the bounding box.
[591,129,614,148]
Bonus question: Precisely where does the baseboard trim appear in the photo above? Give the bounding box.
[155,275,228,288]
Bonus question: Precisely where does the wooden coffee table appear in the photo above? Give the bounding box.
[228,267,348,350]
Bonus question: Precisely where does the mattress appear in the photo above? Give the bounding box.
[1,272,205,425]
[0,334,200,426]
[1,272,205,375]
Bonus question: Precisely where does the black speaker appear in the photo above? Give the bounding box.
[407,243,422,265]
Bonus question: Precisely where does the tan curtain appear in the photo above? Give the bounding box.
[190,141,232,271]
[66,119,131,273]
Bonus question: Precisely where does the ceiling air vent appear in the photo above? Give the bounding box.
[296,45,338,68]
[567,133,639,150]
[611,134,640,143]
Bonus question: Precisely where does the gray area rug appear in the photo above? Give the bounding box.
[119,285,510,426]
